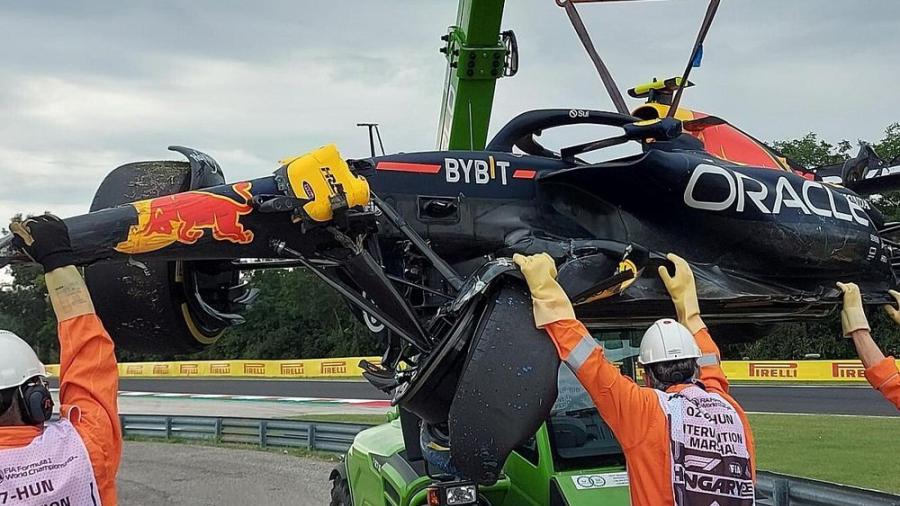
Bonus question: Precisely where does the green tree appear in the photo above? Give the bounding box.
[0,264,59,363]
[876,123,900,162]
[772,133,852,167]
[189,268,377,360]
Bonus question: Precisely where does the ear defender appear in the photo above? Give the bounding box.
[19,379,54,425]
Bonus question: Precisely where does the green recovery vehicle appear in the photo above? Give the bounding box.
[329,336,640,506]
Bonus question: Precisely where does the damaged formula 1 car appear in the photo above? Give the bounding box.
[4,0,900,491]
[2,105,900,484]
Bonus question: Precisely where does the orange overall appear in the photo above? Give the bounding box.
[545,319,756,506]
[0,313,122,505]
[865,357,900,410]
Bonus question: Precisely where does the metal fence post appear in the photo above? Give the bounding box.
[773,478,790,506]
[214,418,223,442]
[165,417,172,440]
[308,423,317,451]
[259,420,268,449]
[119,415,126,438]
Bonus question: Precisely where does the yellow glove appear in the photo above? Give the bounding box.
[512,253,575,328]
[657,253,705,333]
[883,289,900,326]
[836,282,869,337]
[45,266,95,322]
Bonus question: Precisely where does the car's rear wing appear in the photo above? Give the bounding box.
[814,144,900,196]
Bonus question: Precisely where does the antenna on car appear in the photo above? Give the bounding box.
[357,123,386,158]
[667,0,721,117]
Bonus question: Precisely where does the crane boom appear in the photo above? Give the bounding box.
[437,0,516,150]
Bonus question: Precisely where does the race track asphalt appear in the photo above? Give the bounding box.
[110,378,900,417]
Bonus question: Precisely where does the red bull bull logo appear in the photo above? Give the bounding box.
[116,182,255,254]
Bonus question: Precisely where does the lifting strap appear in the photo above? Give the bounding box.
[668,0,721,116]
[561,0,630,115]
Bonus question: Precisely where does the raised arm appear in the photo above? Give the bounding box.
[11,216,122,504]
[513,253,660,448]
[847,286,900,410]
[49,268,122,491]
[658,254,729,394]
[691,327,730,394]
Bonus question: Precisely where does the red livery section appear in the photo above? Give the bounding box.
[512,169,537,179]
[376,161,442,174]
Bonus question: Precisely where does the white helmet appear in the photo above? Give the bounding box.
[0,330,46,390]
[638,319,701,365]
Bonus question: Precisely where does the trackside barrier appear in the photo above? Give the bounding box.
[119,414,373,453]
[122,415,900,504]
[46,358,900,381]
[756,471,900,506]
[111,356,383,379]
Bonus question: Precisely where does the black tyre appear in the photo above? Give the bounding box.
[84,161,228,353]
[329,476,352,506]
[448,280,560,485]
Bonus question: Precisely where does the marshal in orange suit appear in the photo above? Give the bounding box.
[0,215,121,506]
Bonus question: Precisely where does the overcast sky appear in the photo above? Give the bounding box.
[1,0,898,224]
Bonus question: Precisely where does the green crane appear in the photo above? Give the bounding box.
[436,0,517,150]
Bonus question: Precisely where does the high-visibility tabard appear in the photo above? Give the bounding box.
[656,385,754,505]
[0,419,100,506]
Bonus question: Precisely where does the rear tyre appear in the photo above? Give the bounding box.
[84,161,230,354]
[329,477,352,506]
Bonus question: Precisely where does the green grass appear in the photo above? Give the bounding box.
[286,413,388,425]
[749,413,900,494]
